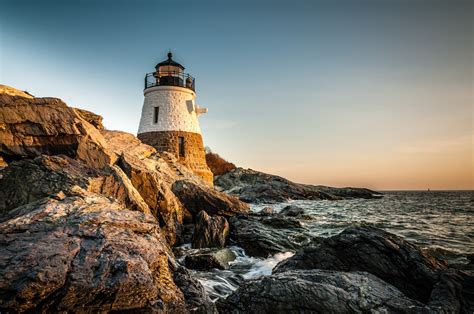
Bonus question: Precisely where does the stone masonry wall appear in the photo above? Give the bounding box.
[138,131,213,185]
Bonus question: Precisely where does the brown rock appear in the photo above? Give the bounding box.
[0,85,33,98]
[0,93,115,169]
[0,190,187,312]
[97,130,217,246]
[192,210,229,249]
[0,156,7,168]
[101,130,156,161]
[205,151,236,176]
[172,180,249,218]
[74,107,104,130]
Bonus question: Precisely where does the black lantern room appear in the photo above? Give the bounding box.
[145,52,195,91]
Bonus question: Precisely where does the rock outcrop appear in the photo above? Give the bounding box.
[217,270,425,313]
[219,226,474,313]
[215,168,382,203]
[274,226,447,303]
[0,86,250,312]
[172,180,249,217]
[229,213,319,258]
[0,155,150,218]
[0,190,187,312]
[0,93,115,169]
[192,210,229,249]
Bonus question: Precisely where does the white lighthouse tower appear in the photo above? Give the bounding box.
[137,52,213,184]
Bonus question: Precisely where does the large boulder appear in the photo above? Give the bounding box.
[192,211,229,249]
[215,168,382,203]
[172,180,249,217]
[184,248,236,270]
[0,92,115,169]
[274,226,447,304]
[217,270,425,313]
[229,214,319,258]
[0,190,188,312]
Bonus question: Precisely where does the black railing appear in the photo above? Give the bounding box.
[144,71,195,91]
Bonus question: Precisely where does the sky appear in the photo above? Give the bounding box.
[1,0,472,190]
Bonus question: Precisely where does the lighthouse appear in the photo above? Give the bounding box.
[137,52,213,185]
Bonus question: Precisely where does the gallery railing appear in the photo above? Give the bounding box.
[144,71,195,91]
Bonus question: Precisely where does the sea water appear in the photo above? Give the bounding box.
[191,191,474,301]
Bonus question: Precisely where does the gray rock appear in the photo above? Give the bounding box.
[215,168,382,203]
[229,214,319,258]
[217,269,425,313]
[185,248,236,270]
[192,211,229,249]
[274,226,447,304]
[279,205,305,217]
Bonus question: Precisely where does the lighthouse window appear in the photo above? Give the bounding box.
[153,107,159,124]
[178,137,185,157]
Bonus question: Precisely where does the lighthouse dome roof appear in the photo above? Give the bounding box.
[155,52,185,70]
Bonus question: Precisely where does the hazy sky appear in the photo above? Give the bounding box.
[1,0,472,190]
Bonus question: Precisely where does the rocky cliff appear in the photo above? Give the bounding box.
[1,85,471,313]
[0,86,248,312]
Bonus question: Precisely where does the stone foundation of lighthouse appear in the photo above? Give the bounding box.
[137,131,212,183]
[137,85,213,185]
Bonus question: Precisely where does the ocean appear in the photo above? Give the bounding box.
[188,191,474,301]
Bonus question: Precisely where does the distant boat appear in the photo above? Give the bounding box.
[427,188,431,192]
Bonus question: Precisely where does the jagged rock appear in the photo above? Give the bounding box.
[172,180,249,218]
[215,168,382,203]
[185,248,236,270]
[0,155,150,218]
[0,92,115,169]
[116,153,187,245]
[192,211,229,249]
[102,130,203,246]
[217,269,425,313]
[101,130,156,161]
[0,191,187,312]
[229,214,319,258]
[274,226,447,304]
[74,108,104,130]
[279,205,305,217]
[172,263,218,313]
